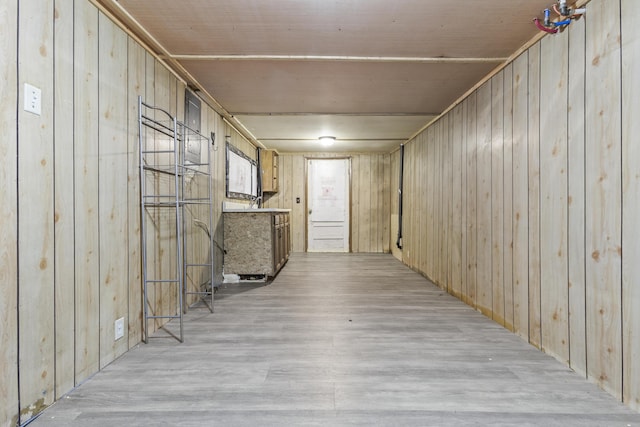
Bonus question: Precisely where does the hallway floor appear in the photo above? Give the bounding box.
[33,254,640,426]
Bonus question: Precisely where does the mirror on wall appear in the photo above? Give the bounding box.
[226,142,258,200]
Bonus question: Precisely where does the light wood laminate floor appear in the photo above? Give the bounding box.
[34,254,640,426]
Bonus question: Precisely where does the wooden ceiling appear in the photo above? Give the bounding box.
[98,0,554,152]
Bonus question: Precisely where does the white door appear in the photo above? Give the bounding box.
[307,158,350,252]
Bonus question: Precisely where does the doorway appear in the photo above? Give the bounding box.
[306,158,350,252]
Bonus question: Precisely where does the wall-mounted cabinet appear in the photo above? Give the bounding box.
[261,149,279,193]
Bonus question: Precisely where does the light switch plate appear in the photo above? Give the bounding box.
[24,83,41,115]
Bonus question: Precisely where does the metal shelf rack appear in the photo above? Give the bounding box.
[138,96,214,343]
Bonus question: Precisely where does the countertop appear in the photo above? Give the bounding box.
[223,208,291,213]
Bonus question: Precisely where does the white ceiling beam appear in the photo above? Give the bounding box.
[233,112,439,116]
[169,54,508,64]
[258,138,406,141]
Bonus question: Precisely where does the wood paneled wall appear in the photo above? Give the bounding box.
[393,0,640,410]
[0,1,235,425]
[2,0,639,424]
[263,153,391,253]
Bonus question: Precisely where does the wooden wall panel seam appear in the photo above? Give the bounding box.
[539,31,570,363]
[503,63,515,332]
[527,42,542,349]
[584,0,623,399]
[491,71,505,326]
[1,0,19,424]
[467,92,478,308]
[53,0,77,400]
[18,0,56,421]
[127,36,145,349]
[621,0,640,410]
[97,12,129,369]
[74,0,100,385]
[567,15,588,378]
[512,52,530,340]
[460,99,468,304]
[476,82,492,316]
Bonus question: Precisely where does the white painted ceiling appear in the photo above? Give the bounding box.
[98,0,554,152]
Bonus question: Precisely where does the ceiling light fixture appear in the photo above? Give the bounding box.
[319,136,336,147]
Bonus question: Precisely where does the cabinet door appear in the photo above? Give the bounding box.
[261,150,279,193]
[279,214,286,264]
[272,214,279,271]
[271,152,279,192]
[284,214,290,259]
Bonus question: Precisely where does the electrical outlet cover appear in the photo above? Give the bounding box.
[115,317,125,340]
[24,83,42,115]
